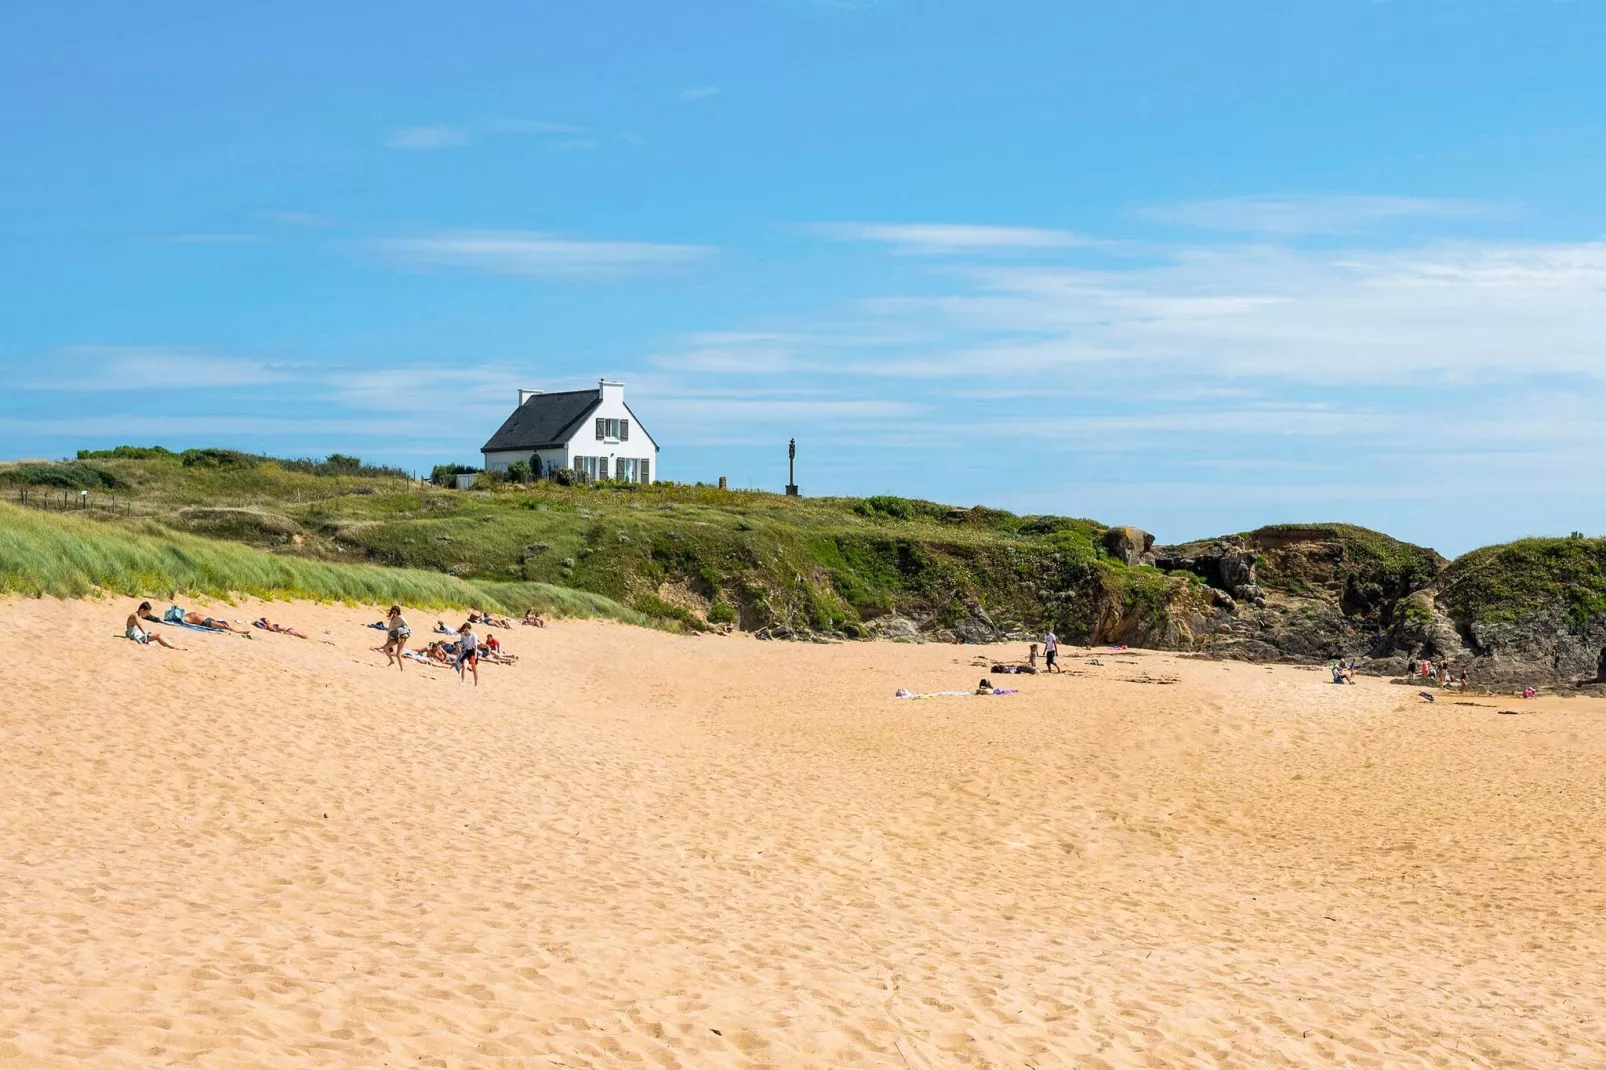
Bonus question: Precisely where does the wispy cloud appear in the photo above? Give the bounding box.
[1140,194,1498,235]
[265,211,332,228]
[813,222,1095,254]
[483,119,584,135]
[387,125,472,150]
[842,239,1606,385]
[380,230,715,280]
[25,347,296,391]
[678,86,721,103]
[150,233,261,244]
[387,119,593,152]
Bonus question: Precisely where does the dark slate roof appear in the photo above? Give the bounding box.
[481,389,601,452]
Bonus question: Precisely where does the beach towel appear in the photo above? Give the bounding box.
[893,689,1014,700]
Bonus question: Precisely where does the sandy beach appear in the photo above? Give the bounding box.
[3,596,1605,1068]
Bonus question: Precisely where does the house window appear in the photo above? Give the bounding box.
[617,458,638,483]
[594,418,629,441]
[573,456,596,480]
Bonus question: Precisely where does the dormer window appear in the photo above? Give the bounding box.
[595,418,629,442]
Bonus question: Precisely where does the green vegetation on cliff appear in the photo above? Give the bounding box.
[0,453,1191,639]
[1436,536,1606,629]
[1246,523,1445,618]
[0,502,644,622]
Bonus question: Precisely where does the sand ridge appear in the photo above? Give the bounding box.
[3,595,1605,1068]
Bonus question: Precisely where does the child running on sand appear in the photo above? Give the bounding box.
[125,602,179,649]
[379,606,411,671]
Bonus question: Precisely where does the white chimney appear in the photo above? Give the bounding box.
[518,388,542,406]
[599,379,623,404]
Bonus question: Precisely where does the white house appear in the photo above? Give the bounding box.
[481,379,660,483]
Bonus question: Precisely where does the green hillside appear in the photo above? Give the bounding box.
[0,452,1197,640]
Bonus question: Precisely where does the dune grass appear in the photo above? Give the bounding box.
[0,502,649,623]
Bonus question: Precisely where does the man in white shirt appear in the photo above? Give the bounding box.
[1042,629,1059,673]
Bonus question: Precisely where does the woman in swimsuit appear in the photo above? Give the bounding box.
[380,606,411,671]
[254,618,309,639]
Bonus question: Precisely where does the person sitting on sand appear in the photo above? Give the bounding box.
[455,623,480,686]
[975,678,995,695]
[126,602,179,649]
[379,606,410,672]
[254,618,308,639]
[522,609,546,628]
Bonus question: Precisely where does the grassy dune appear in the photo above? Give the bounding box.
[0,502,647,623]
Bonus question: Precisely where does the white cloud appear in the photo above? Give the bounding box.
[387,125,472,150]
[813,222,1094,253]
[152,233,260,244]
[678,86,721,103]
[265,211,332,228]
[817,238,1606,386]
[484,119,584,135]
[26,347,296,391]
[381,230,714,280]
[1140,195,1498,235]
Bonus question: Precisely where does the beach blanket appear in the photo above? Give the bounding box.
[893,689,1016,700]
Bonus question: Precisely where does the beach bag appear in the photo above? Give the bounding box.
[164,606,185,624]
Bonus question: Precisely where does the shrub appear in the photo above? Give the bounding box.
[506,460,532,484]
[1,462,124,490]
[550,467,579,487]
[180,448,264,469]
[76,445,175,461]
[707,599,737,624]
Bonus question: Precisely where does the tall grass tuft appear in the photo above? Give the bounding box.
[0,502,650,622]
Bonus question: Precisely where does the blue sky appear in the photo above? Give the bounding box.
[4,0,1605,555]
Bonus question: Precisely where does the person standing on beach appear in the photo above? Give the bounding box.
[455,622,480,687]
[1042,629,1060,673]
[380,606,411,672]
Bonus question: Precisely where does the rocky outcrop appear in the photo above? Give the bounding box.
[1154,536,1265,606]
[1154,525,1446,665]
[1422,537,1606,689]
[1102,526,1156,567]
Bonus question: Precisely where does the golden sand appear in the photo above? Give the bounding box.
[3,595,1604,1068]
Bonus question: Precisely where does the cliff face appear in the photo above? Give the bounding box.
[1152,524,1446,663]
[1421,538,1606,689]
[1147,527,1606,690]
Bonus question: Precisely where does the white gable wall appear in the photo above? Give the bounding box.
[482,381,659,482]
[566,382,658,482]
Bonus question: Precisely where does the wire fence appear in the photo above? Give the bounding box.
[11,486,136,517]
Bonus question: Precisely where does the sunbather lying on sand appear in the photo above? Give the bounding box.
[254,618,308,639]
[180,609,249,633]
[469,610,514,629]
[125,602,179,649]
[522,609,546,628]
